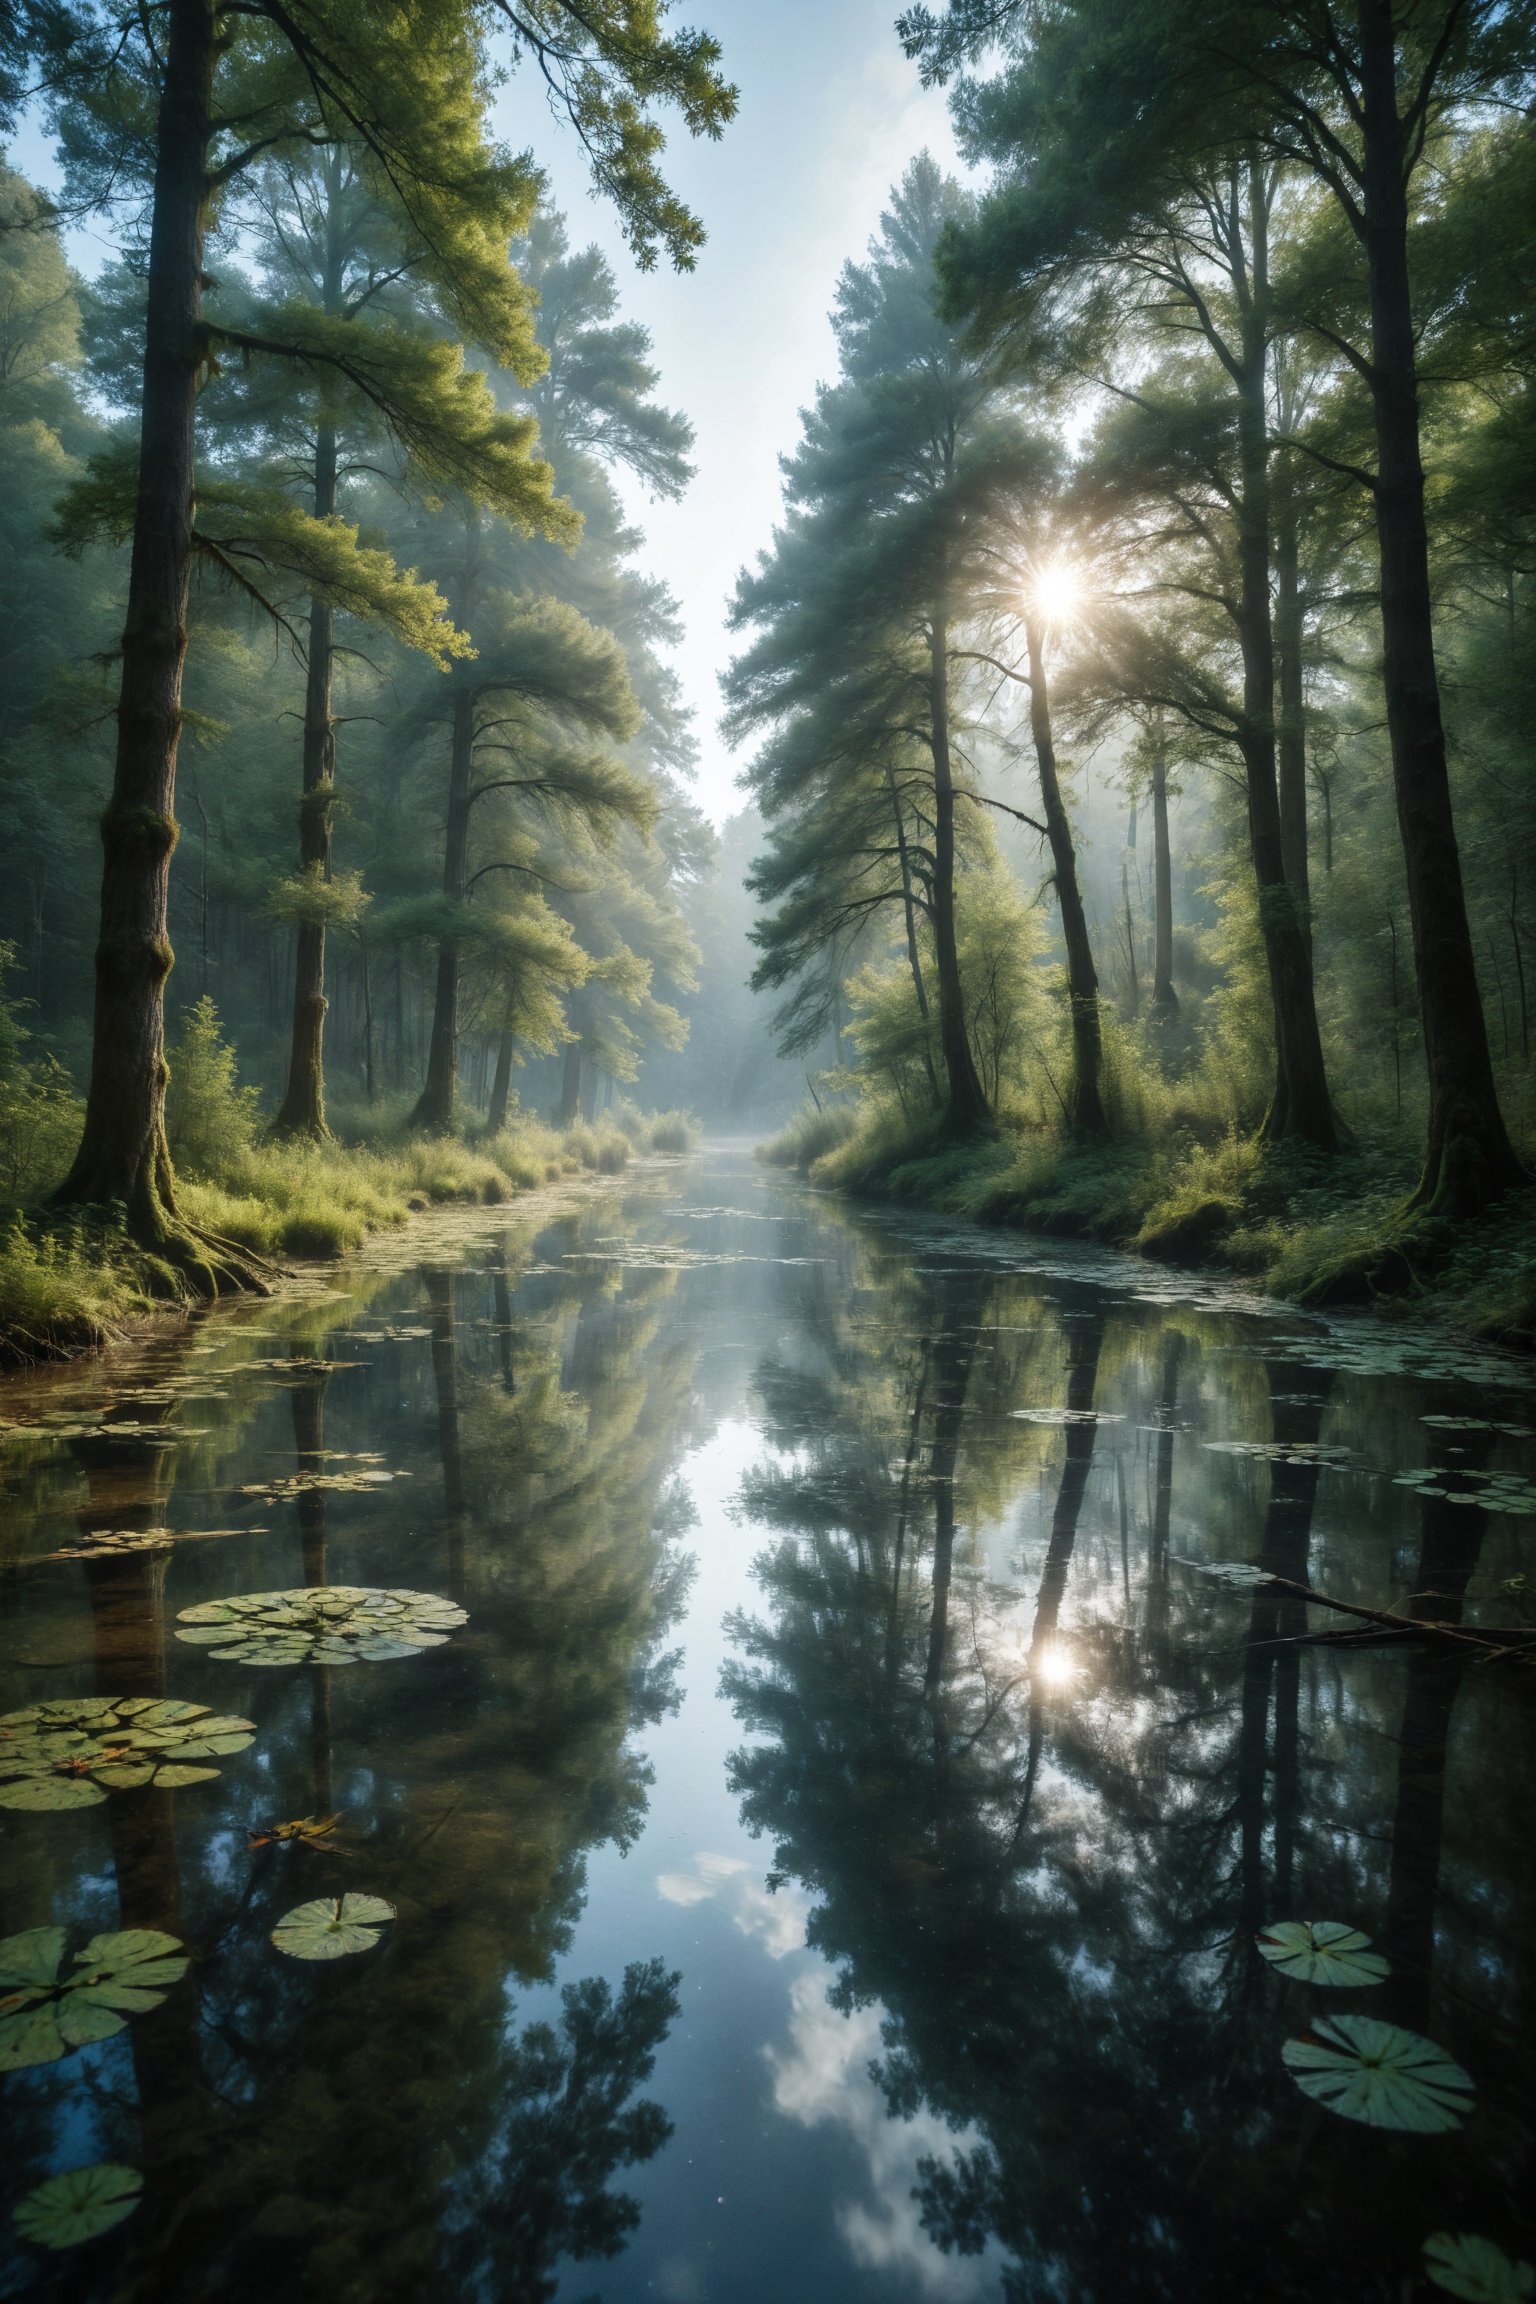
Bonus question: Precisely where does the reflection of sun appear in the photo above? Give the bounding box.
[1035,1641,1079,1687]
[1032,560,1083,627]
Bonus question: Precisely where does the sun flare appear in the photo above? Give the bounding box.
[1031,560,1084,627]
[1035,1641,1080,1688]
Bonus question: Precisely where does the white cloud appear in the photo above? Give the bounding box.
[656,1849,809,1960]
[767,1973,1000,2299]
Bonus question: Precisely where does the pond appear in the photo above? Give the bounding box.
[2,1145,1534,2302]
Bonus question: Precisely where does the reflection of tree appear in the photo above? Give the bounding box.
[723,1249,1536,2301]
[1382,1419,1491,2032]
[98,1234,701,2302]
[451,1958,680,2302]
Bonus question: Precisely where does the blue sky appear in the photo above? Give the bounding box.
[495,3,970,822]
[11,5,970,824]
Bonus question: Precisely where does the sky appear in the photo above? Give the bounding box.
[9,4,972,827]
[494,1,973,823]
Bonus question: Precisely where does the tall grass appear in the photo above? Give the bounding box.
[0,991,703,1361]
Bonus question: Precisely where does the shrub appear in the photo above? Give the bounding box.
[165,999,260,1177]
[758,1102,858,1171]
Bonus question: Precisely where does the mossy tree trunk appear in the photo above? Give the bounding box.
[414,514,483,1137]
[413,678,474,1134]
[487,1030,515,1134]
[1233,170,1335,1151]
[1025,614,1108,1135]
[1357,2,1525,1217]
[1274,485,1312,951]
[52,0,264,1295]
[928,607,991,1139]
[274,161,348,1139]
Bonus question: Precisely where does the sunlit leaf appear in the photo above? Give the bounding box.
[1282,2015,1473,2131]
[1256,1921,1389,1987]
[1423,2233,1536,2301]
[270,1893,397,1961]
[12,2164,142,2250]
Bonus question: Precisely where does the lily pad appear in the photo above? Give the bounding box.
[175,1586,465,1666]
[0,1925,189,2070]
[1173,1558,1276,1589]
[1256,1920,1389,1987]
[1423,2233,1536,2302]
[0,1697,256,1809]
[12,2163,143,2250]
[1281,2014,1473,2132]
[237,1468,411,1501]
[45,1529,173,1560]
[270,1892,396,1961]
[1204,1439,1351,1467]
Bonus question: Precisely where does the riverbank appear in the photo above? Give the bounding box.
[0,1108,698,1366]
[762,1106,1536,1349]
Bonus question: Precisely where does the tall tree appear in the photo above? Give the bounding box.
[2,0,734,1286]
[730,159,1057,1139]
[901,0,1528,1206]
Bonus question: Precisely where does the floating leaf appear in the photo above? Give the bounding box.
[1009,1407,1124,1426]
[1204,1439,1352,1467]
[1423,2233,1536,2302]
[238,1467,411,1500]
[1172,1558,1276,1589]
[270,1893,396,1961]
[1257,1921,1389,1987]
[12,2163,142,2250]
[1282,2014,1473,2131]
[0,1925,189,2070]
[175,1586,465,1666]
[0,1697,256,1808]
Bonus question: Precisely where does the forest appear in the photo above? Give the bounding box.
[741,6,1536,1341]
[0,0,1534,1363]
[3,10,1536,2301]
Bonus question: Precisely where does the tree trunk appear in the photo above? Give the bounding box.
[52,0,261,1294]
[1025,615,1107,1135]
[1357,0,1525,1214]
[272,424,338,1138]
[889,767,942,1107]
[1120,857,1140,1017]
[556,1036,582,1126]
[1233,178,1336,1151]
[1274,486,1312,949]
[412,679,473,1133]
[928,611,991,1137]
[1150,735,1178,1016]
[487,1029,514,1134]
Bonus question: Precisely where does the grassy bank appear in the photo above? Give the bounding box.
[0,1006,700,1364]
[761,1103,1536,1348]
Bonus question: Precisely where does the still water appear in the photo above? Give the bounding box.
[2,1145,1534,2303]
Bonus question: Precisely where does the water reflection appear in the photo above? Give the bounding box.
[1,1192,695,2302]
[1,1160,1534,2303]
[725,1234,1536,2303]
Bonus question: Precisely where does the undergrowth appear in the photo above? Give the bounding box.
[761,1092,1536,1344]
[0,994,701,1363]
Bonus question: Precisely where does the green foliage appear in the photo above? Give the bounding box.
[165,998,262,1178]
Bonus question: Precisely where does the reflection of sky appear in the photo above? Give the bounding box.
[531,1412,1000,2304]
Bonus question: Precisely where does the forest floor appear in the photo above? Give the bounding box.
[764,1109,1536,1350]
[0,1108,697,1366]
